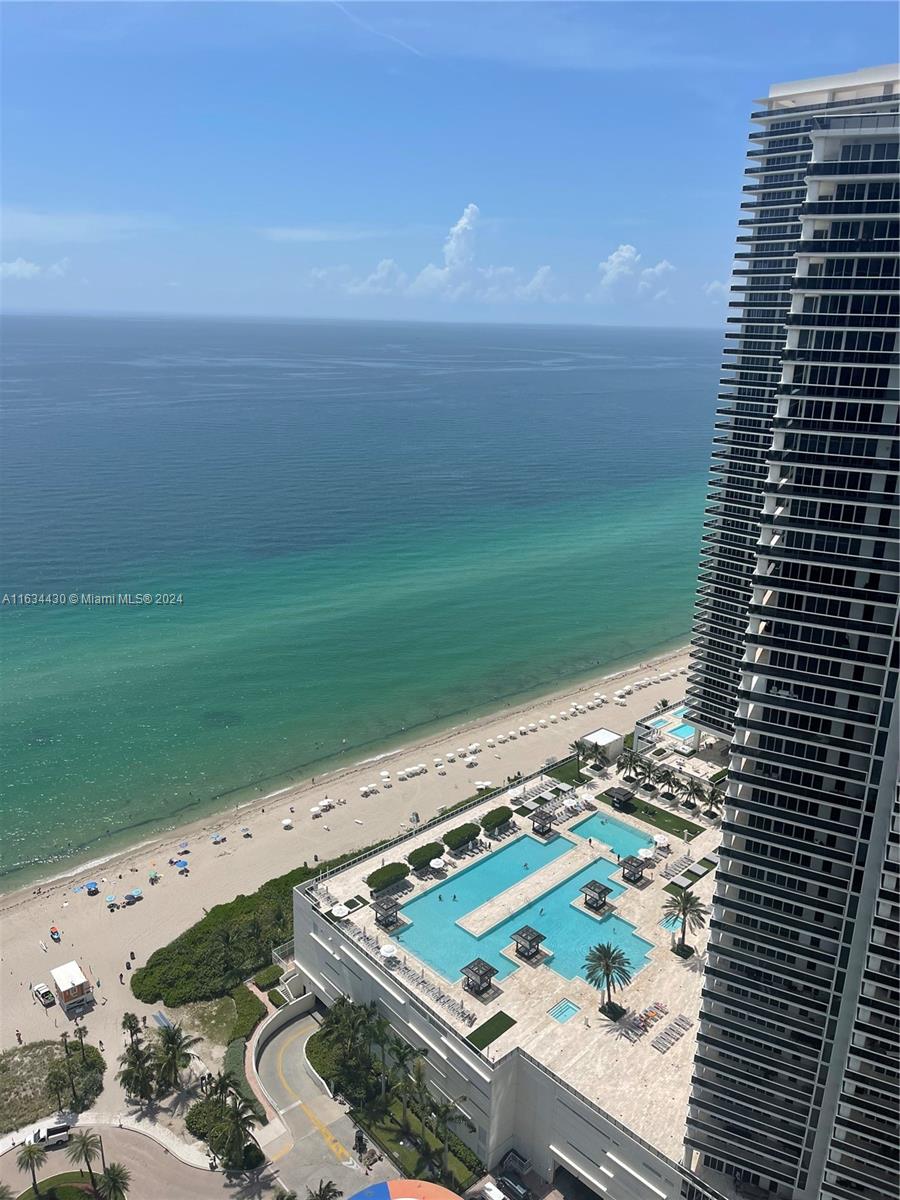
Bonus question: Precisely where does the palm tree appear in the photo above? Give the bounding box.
[73,1025,88,1062]
[67,1130,102,1190]
[705,784,726,815]
[617,746,641,781]
[97,1161,131,1200]
[682,776,707,810]
[655,698,670,713]
[116,1040,155,1105]
[390,1038,425,1128]
[655,767,680,803]
[583,942,634,1012]
[59,1039,79,1106]
[121,1012,141,1045]
[212,1093,259,1169]
[570,739,590,769]
[662,890,710,950]
[306,1182,342,1200]
[588,744,610,773]
[153,1022,200,1092]
[368,1010,392,1097]
[16,1142,47,1197]
[635,757,658,791]
[0,1181,16,1200]
[60,1030,70,1058]
[410,1055,431,1135]
[45,1062,69,1111]
[432,1096,475,1179]
[209,1069,240,1105]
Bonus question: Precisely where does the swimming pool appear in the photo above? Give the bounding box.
[570,812,654,859]
[670,722,696,740]
[392,834,653,984]
[548,999,580,1023]
[674,705,689,717]
[650,717,669,728]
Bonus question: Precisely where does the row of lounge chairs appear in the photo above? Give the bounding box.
[661,855,692,880]
[619,1000,669,1042]
[652,1014,694,1053]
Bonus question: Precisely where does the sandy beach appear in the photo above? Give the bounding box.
[0,644,689,1058]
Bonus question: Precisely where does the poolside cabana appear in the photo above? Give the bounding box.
[461,957,498,995]
[511,925,546,960]
[373,895,401,929]
[531,808,556,837]
[620,855,647,884]
[607,786,633,811]
[555,781,574,794]
[580,880,613,912]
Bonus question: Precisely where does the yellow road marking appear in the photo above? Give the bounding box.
[275,1026,352,1164]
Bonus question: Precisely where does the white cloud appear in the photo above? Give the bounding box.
[703,279,729,299]
[638,259,675,293]
[652,288,671,303]
[2,207,161,244]
[304,203,562,304]
[259,226,390,244]
[1,255,70,280]
[595,243,641,288]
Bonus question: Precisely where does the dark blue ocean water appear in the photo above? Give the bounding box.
[0,315,718,884]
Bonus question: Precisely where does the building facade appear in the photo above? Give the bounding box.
[686,65,900,742]
[684,67,899,1200]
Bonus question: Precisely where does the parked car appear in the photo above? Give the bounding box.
[28,1122,70,1148]
[32,982,55,1007]
[498,1175,531,1200]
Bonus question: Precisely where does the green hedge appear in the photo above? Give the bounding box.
[365,862,410,893]
[442,822,480,851]
[131,835,393,1006]
[252,965,283,991]
[305,1029,342,1087]
[223,1038,267,1124]
[231,983,266,1041]
[185,1097,222,1141]
[480,806,513,833]
[268,988,287,1008]
[407,842,444,871]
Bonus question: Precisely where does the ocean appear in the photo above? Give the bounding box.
[0,314,718,887]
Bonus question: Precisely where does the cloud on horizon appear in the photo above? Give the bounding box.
[2,207,165,244]
[1,255,70,280]
[587,244,675,302]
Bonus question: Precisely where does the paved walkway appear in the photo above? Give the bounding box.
[0,1125,283,1199]
[256,1014,394,1197]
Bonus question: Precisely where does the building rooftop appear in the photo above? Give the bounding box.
[301,761,721,1164]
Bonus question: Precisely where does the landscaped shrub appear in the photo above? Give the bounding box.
[480,806,513,833]
[268,988,287,1008]
[252,965,283,991]
[442,822,480,852]
[231,983,266,1041]
[132,834,393,1006]
[365,862,410,893]
[242,1142,265,1171]
[407,842,444,871]
[305,1029,342,1087]
[3,1041,108,1134]
[223,1038,266,1125]
[185,1097,222,1141]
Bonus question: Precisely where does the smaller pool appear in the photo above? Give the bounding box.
[670,722,696,740]
[650,717,669,728]
[548,999,580,1023]
[674,705,689,716]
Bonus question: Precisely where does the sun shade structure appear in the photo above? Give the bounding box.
[607,786,633,810]
[580,880,613,911]
[531,808,556,837]
[620,855,647,883]
[512,926,546,959]
[373,895,401,928]
[461,957,498,995]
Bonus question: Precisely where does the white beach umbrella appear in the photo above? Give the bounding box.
[430,857,445,870]
[446,752,456,761]
[486,738,495,748]
[638,847,655,860]
[380,770,391,779]
[586,702,595,710]
[457,747,466,757]
[310,806,321,815]
[599,694,607,703]
[332,903,350,919]
[549,715,557,723]
[380,943,398,959]
[434,757,443,766]
[281,818,293,829]
[654,834,670,847]
[483,780,494,789]
[538,719,548,728]
[397,772,407,782]
[508,731,517,739]
[528,723,537,732]
[359,787,368,796]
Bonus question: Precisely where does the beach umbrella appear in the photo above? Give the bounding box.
[430,857,445,870]
[174,859,189,869]
[179,840,188,850]
[457,748,466,757]
[281,818,293,829]
[86,881,98,889]
[638,848,655,861]
[380,770,391,779]
[310,806,321,815]
[106,895,116,905]
[240,827,250,836]
[332,903,350,919]
[130,887,143,898]
[380,943,398,959]
[654,834,670,847]
[397,772,407,781]
[483,780,494,789]
[359,787,368,795]
[549,715,557,723]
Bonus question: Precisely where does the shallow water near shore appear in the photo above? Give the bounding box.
[1,315,717,887]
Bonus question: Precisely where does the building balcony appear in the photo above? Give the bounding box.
[807,159,900,177]
[791,275,900,292]
[796,238,899,255]
[801,199,900,216]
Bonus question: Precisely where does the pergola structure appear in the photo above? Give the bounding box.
[620,855,647,884]
[461,958,498,995]
[607,787,633,811]
[373,895,401,929]
[531,808,555,837]
[580,880,613,911]
[511,925,546,960]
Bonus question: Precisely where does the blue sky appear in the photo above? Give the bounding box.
[2,1,896,325]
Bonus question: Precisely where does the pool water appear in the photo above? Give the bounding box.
[674,705,689,716]
[570,812,654,859]
[650,717,669,728]
[549,999,580,1023]
[670,722,696,740]
[392,834,653,984]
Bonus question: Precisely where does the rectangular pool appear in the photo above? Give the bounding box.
[392,834,653,984]
[549,999,580,1023]
[570,812,654,859]
[670,722,696,740]
[650,717,669,729]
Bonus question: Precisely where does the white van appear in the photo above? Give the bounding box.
[29,1123,71,1148]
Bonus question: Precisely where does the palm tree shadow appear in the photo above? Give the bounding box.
[682,949,708,974]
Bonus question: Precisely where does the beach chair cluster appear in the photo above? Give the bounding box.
[661,855,693,880]
[652,1014,694,1053]
[620,1000,668,1042]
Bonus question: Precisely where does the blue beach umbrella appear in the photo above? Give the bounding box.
[106,895,116,904]
[174,859,189,869]
[130,888,143,898]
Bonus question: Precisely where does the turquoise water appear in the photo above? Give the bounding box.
[1,316,717,886]
[570,812,653,858]
[670,722,697,739]
[650,717,669,729]
[674,706,690,716]
[392,833,653,982]
[548,999,581,1023]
